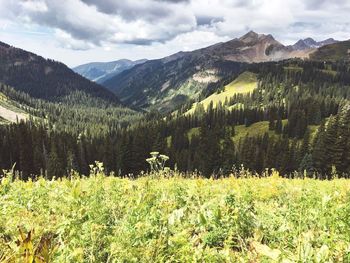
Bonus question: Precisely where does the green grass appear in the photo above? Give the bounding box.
[233,120,288,142]
[1,170,350,262]
[176,120,318,145]
[185,72,258,115]
[283,66,303,72]
[318,69,339,77]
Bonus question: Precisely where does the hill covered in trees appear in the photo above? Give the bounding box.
[0,41,142,137]
[0,41,120,104]
[310,40,350,62]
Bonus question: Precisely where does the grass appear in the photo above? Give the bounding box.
[185,72,258,115]
[233,120,289,143]
[1,169,350,262]
[171,120,319,145]
[318,69,339,77]
[283,66,303,72]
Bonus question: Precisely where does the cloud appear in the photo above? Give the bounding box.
[196,16,224,26]
[0,0,196,49]
[0,0,349,56]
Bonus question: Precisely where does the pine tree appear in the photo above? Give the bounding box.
[334,104,350,174]
[323,115,340,175]
[221,128,236,174]
[312,121,326,176]
[275,117,283,134]
[299,153,314,176]
[47,142,64,179]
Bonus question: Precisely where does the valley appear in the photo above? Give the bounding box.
[0,35,349,178]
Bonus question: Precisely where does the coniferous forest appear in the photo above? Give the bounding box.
[1,59,349,179]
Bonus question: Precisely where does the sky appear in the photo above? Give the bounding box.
[0,0,349,67]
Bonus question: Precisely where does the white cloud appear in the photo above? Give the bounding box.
[20,0,48,12]
[0,0,349,66]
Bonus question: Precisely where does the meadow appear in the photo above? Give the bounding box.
[1,168,350,262]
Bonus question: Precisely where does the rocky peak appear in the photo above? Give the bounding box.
[303,38,317,46]
[291,37,339,50]
[239,31,260,43]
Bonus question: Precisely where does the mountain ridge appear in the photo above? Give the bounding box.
[290,37,338,50]
[0,41,121,105]
[73,59,147,83]
[309,39,350,61]
[102,31,315,112]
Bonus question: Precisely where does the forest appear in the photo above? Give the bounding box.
[0,59,349,179]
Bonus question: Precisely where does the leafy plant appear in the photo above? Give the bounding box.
[1,170,350,261]
[2,228,58,263]
[146,152,169,172]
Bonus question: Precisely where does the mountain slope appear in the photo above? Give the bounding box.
[0,41,120,104]
[309,40,350,61]
[102,31,312,112]
[73,59,147,83]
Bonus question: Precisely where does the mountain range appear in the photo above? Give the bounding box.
[1,31,349,117]
[73,59,147,83]
[290,37,338,50]
[97,31,348,112]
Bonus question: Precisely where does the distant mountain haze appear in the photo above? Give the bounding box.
[290,37,338,50]
[73,59,147,83]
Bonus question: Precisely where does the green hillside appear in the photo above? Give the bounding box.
[185,71,257,115]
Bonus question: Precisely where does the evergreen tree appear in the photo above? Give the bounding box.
[47,142,64,179]
[221,128,236,174]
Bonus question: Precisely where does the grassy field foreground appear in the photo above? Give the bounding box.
[1,171,350,262]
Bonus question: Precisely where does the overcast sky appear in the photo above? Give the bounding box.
[0,0,349,67]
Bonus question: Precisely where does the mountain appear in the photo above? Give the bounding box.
[309,40,350,61]
[0,41,120,104]
[291,37,338,50]
[73,59,147,83]
[0,41,140,136]
[102,31,312,112]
